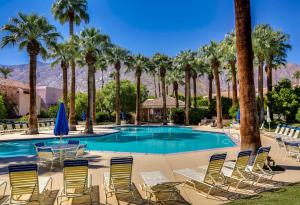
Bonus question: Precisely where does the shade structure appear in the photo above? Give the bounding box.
[54,103,69,139]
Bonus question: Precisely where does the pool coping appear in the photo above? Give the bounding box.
[0,125,239,156]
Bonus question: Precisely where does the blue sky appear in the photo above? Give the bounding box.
[0,0,299,65]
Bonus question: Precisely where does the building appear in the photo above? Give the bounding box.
[141,96,185,122]
[0,78,41,116]
[0,78,62,117]
[36,86,62,108]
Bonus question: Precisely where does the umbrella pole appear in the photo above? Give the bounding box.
[60,134,63,166]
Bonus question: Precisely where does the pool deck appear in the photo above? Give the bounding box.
[0,125,299,205]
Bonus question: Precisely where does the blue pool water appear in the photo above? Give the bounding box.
[0,126,235,157]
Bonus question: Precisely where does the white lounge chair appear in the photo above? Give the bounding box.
[140,171,182,203]
[174,153,228,198]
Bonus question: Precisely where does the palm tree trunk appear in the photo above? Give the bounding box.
[234,0,261,151]
[173,81,179,108]
[135,71,142,125]
[227,82,230,98]
[93,70,96,125]
[153,75,157,98]
[85,65,94,134]
[161,69,167,125]
[258,60,264,123]
[101,70,104,88]
[61,64,68,110]
[212,63,223,128]
[185,65,191,125]
[115,62,121,125]
[208,74,213,106]
[166,85,169,96]
[230,60,238,105]
[266,64,273,120]
[68,17,77,131]
[28,54,38,134]
[158,80,161,97]
[192,73,197,108]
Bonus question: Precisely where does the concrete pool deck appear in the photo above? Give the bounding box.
[0,125,299,205]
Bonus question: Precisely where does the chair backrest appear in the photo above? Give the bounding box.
[37,147,54,160]
[278,126,285,135]
[274,125,281,134]
[9,164,39,198]
[283,127,290,136]
[34,142,45,148]
[15,123,21,129]
[293,130,300,139]
[109,157,133,190]
[76,144,87,156]
[252,146,271,172]
[0,124,4,131]
[64,160,89,192]
[204,153,227,183]
[232,150,252,177]
[68,140,80,145]
[288,129,296,137]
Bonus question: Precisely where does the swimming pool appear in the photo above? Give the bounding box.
[0,126,235,157]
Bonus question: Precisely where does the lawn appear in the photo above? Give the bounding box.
[226,183,300,205]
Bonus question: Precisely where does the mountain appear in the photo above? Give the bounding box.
[3,62,300,96]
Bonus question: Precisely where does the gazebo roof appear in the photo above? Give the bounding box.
[142,96,185,109]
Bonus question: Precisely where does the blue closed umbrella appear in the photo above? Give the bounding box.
[54,103,69,144]
[236,109,240,123]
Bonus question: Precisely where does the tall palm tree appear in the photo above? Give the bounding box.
[105,46,131,125]
[0,66,12,79]
[220,31,238,105]
[265,29,291,120]
[52,0,89,131]
[76,28,104,133]
[152,53,172,125]
[166,67,184,108]
[127,54,151,125]
[174,50,196,125]
[192,57,207,108]
[96,57,108,89]
[148,66,158,98]
[252,24,270,123]
[50,42,72,108]
[1,13,60,134]
[201,42,223,128]
[234,0,261,151]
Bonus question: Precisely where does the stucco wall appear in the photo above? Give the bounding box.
[36,86,62,108]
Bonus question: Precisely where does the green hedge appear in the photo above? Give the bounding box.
[171,108,212,125]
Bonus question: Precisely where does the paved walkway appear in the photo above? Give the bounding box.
[0,125,299,205]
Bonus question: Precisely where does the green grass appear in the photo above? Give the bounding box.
[226,183,300,205]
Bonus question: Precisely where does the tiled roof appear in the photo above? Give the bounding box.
[142,96,185,109]
[0,78,29,90]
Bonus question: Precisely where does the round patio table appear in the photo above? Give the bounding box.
[49,144,78,165]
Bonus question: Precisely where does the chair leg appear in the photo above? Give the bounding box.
[0,182,7,200]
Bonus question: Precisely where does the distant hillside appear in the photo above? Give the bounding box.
[2,62,300,96]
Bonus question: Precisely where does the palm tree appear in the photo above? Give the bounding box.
[105,46,131,125]
[201,42,223,128]
[174,50,196,125]
[220,31,238,105]
[152,53,172,125]
[0,66,12,79]
[234,0,261,151]
[96,57,108,89]
[76,27,104,133]
[166,67,184,108]
[50,42,72,108]
[52,0,89,131]
[263,26,291,120]
[192,57,207,108]
[148,66,158,98]
[252,25,270,123]
[1,13,60,134]
[127,54,151,125]
[293,70,300,85]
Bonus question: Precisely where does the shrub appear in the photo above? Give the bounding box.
[47,104,59,118]
[39,108,49,118]
[18,115,29,123]
[96,112,114,122]
[0,94,7,119]
[170,108,184,124]
[229,103,239,119]
[296,108,300,123]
